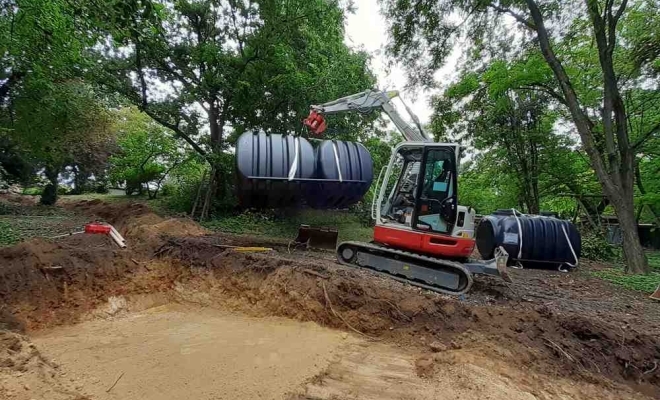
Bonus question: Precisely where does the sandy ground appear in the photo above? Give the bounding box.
[19,304,643,400]
[31,305,350,400]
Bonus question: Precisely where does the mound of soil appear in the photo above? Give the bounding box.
[0,330,87,400]
[0,200,203,330]
[64,199,205,251]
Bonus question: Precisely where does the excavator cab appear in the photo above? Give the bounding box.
[374,142,472,259]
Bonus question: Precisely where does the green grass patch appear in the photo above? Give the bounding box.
[0,220,21,247]
[591,251,660,293]
[203,209,373,243]
[647,252,660,270]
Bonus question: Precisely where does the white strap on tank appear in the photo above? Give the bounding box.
[512,208,523,259]
[287,136,299,181]
[560,225,579,272]
[332,141,343,182]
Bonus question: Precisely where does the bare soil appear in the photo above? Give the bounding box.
[0,199,658,400]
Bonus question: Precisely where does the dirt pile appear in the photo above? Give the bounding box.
[0,200,203,330]
[0,234,136,330]
[0,330,87,400]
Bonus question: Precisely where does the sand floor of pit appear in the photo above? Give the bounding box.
[23,304,640,400]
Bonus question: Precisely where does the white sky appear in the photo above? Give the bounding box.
[344,0,461,125]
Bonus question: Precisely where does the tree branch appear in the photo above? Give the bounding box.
[489,3,536,30]
[632,121,660,151]
[142,108,207,157]
[517,85,568,106]
[228,0,245,57]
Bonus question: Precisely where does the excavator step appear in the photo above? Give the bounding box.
[336,241,511,295]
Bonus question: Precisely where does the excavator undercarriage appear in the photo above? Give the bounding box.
[336,241,511,295]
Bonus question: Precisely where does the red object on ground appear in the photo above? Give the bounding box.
[303,110,327,135]
[84,224,112,234]
[373,225,475,258]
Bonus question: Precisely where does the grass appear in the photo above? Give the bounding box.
[0,194,97,246]
[591,251,660,293]
[0,220,21,247]
[202,208,373,243]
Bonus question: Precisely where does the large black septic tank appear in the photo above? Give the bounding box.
[476,210,581,269]
[304,140,374,209]
[236,131,315,208]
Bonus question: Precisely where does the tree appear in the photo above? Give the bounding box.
[0,0,103,104]
[97,0,375,213]
[382,0,659,273]
[6,80,114,204]
[109,107,192,199]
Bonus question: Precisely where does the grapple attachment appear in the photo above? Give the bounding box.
[303,110,327,135]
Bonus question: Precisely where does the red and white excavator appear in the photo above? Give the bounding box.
[303,89,511,295]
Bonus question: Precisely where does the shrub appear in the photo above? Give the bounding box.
[580,230,620,261]
[0,221,20,247]
[22,187,41,195]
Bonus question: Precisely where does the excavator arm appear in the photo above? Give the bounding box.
[304,89,432,143]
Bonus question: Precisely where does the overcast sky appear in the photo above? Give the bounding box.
[344,0,461,125]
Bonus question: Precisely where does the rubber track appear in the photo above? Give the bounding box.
[336,241,473,296]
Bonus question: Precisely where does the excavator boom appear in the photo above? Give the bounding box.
[304,89,431,142]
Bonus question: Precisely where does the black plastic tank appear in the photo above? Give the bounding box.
[476,210,581,269]
[304,140,374,209]
[235,131,315,208]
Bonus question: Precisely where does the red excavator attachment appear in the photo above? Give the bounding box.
[303,110,326,135]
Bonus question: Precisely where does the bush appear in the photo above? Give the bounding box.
[160,183,175,197]
[95,183,109,194]
[0,221,20,247]
[580,230,621,261]
[22,187,41,195]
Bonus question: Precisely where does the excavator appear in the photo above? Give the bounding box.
[302,89,511,295]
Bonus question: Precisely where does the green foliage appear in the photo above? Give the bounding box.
[4,80,115,203]
[97,0,377,158]
[580,231,621,262]
[162,161,211,214]
[21,187,41,196]
[0,221,20,247]
[109,107,192,199]
[0,0,102,102]
[592,269,660,294]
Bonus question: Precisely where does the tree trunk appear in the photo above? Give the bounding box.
[611,194,648,273]
[526,0,649,274]
[41,166,59,206]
